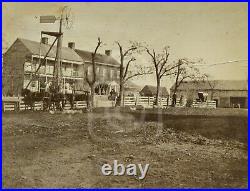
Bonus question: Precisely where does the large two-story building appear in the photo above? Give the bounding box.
[2,37,120,96]
[74,45,120,95]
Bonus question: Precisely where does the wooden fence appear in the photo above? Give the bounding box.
[2,96,216,111]
[124,96,186,108]
[2,100,87,112]
[124,96,216,108]
[192,100,217,109]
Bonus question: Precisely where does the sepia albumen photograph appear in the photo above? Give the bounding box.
[2,2,248,188]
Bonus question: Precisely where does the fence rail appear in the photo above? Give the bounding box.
[192,100,216,109]
[2,100,87,112]
[124,96,216,108]
[124,96,186,108]
[2,96,217,112]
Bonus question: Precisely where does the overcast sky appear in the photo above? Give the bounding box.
[2,2,248,88]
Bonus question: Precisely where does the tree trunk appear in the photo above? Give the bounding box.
[173,84,178,96]
[119,82,124,107]
[155,78,160,106]
[119,53,124,107]
[172,63,180,106]
[87,83,95,111]
[91,85,95,107]
[172,85,178,107]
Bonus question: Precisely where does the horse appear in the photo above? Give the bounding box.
[21,89,44,110]
[21,89,34,110]
[64,93,75,109]
[42,91,52,111]
[51,92,65,111]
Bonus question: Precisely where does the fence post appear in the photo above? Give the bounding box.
[17,101,20,111]
[3,102,5,112]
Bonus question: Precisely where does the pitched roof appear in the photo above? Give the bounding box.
[170,80,248,91]
[18,38,83,62]
[140,85,169,96]
[75,49,120,66]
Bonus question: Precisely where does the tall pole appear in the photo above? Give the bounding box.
[54,16,63,93]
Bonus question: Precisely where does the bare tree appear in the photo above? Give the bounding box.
[172,58,204,105]
[116,41,151,106]
[86,37,103,110]
[204,74,217,100]
[145,46,177,106]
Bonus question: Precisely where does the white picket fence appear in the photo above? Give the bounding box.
[2,97,216,111]
[124,96,137,106]
[2,102,18,111]
[124,96,216,108]
[192,100,217,109]
[124,96,186,108]
[2,100,87,112]
[63,101,87,110]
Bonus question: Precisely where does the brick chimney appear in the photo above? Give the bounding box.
[105,50,112,56]
[41,37,48,45]
[68,42,75,50]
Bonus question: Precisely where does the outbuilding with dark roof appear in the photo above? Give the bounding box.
[170,80,248,108]
[140,85,169,97]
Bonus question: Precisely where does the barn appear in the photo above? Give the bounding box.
[170,80,248,108]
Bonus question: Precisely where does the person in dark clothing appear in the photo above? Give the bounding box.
[109,88,117,101]
[172,93,177,106]
[179,95,183,106]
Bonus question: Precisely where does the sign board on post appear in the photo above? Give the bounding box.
[40,15,57,23]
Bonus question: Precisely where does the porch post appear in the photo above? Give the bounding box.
[63,77,65,94]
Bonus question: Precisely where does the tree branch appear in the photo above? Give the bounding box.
[160,71,176,78]
[124,70,153,82]
[145,47,155,61]
[124,47,137,57]
[86,37,103,85]
[123,57,136,80]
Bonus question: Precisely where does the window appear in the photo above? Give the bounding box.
[87,66,92,75]
[46,60,54,75]
[72,64,78,77]
[117,70,120,79]
[31,81,36,87]
[103,68,106,77]
[73,64,78,71]
[96,67,100,75]
[110,69,114,80]
[24,62,32,72]
[46,64,54,75]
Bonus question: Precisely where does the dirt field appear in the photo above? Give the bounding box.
[2,108,248,188]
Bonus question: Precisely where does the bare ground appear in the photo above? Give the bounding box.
[2,110,248,188]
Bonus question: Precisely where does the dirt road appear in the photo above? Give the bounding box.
[2,110,248,188]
